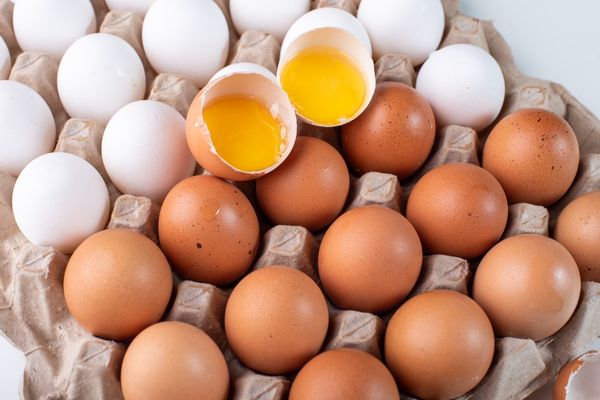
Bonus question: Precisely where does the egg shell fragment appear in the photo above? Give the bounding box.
[553,351,600,400]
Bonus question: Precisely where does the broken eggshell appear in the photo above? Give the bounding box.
[185,62,297,181]
[553,350,600,400]
[277,7,376,127]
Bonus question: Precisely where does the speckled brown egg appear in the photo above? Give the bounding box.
[289,348,400,400]
[554,191,600,281]
[63,229,172,341]
[121,321,229,400]
[385,290,495,400]
[224,266,329,375]
[473,234,581,341]
[342,82,435,180]
[406,162,508,259]
[158,175,259,286]
[256,136,350,232]
[318,205,422,313]
[553,350,600,400]
[482,108,579,206]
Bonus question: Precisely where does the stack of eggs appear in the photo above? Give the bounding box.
[1,0,598,399]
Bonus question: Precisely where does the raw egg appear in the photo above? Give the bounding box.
[158,175,259,286]
[318,205,422,313]
[224,266,329,375]
[473,234,581,341]
[230,0,310,41]
[63,229,172,341]
[483,108,580,206]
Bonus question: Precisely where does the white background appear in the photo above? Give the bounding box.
[1,0,600,399]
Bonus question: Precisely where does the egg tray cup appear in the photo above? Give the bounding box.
[1,0,600,399]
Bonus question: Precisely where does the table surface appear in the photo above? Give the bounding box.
[1,1,599,399]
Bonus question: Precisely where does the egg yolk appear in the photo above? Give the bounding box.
[203,96,283,172]
[281,46,366,126]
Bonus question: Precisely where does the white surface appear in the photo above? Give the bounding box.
[1,1,600,399]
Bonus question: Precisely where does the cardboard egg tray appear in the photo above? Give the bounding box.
[1,0,599,398]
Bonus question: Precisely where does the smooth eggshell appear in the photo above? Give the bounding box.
[0,35,11,79]
[318,205,422,313]
[106,0,157,15]
[256,136,350,232]
[406,162,508,259]
[64,229,173,341]
[342,82,436,179]
[289,348,400,400]
[158,175,259,286]
[553,351,600,400]
[554,191,600,281]
[473,234,581,341]
[483,108,580,206]
[224,266,329,375]
[121,321,229,400]
[385,290,495,400]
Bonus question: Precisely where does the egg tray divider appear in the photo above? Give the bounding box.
[1,0,600,399]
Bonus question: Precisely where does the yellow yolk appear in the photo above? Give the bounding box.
[280,46,366,126]
[203,96,283,172]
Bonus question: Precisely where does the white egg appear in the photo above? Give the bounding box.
[57,33,146,125]
[0,81,56,177]
[102,100,196,204]
[358,0,444,65]
[0,35,10,79]
[416,44,505,132]
[105,0,157,15]
[12,152,110,254]
[13,0,96,61]
[230,0,310,42]
[143,0,229,88]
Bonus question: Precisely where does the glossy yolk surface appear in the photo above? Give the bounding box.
[280,46,366,126]
[203,96,283,172]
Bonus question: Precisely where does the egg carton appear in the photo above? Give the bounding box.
[1,0,600,399]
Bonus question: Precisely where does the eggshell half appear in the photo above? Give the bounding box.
[554,351,600,400]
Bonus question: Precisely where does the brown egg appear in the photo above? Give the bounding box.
[406,162,508,259]
[224,266,329,375]
[482,108,579,206]
[318,205,422,313]
[256,136,350,232]
[63,229,172,341]
[554,191,600,281]
[121,321,229,400]
[289,348,400,400]
[158,175,259,285]
[553,350,600,400]
[342,82,436,180]
[473,234,581,341]
[385,290,495,400]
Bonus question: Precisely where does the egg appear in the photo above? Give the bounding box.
[357,0,445,65]
[224,266,329,375]
[64,229,172,341]
[13,0,96,61]
[289,348,400,400]
[318,205,422,313]
[278,7,376,127]
[385,290,495,400]
[482,108,580,206]
[186,63,297,181]
[416,44,505,131]
[473,234,581,341]
[230,0,310,42]
[406,162,508,259]
[158,175,259,286]
[256,136,350,232]
[12,152,109,254]
[553,351,600,400]
[554,192,600,281]
[143,0,229,87]
[121,321,229,400]
[341,82,436,179]
[57,33,146,125]
[106,0,157,15]
[0,81,56,176]
[0,35,11,79]
[102,100,196,204]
